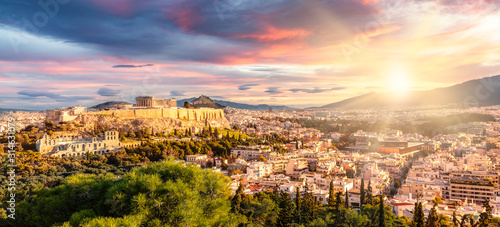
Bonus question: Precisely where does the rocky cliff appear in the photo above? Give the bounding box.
[73,108,229,133]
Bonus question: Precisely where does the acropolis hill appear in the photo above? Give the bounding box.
[46,96,230,134]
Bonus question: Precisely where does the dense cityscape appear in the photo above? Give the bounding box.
[2,0,500,226]
[1,96,500,226]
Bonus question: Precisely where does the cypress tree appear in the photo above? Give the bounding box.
[344,191,349,209]
[426,203,439,227]
[360,178,365,207]
[328,180,335,207]
[367,181,373,205]
[277,192,295,227]
[412,202,425,227]
[231,183,244,213]
[294,188,302,224]
[335,192,342,212]
[452,211,459,227]
[301,185,318,223]
[378,195,385,227]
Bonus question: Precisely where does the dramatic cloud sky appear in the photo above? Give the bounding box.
[1,0,500,109]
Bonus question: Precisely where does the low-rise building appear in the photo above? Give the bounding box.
[36,131,121,157]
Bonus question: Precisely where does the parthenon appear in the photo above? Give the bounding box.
[135,96,177,108]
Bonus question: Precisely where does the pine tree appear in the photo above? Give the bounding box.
[345,191,349,209]
[367,180,373,205]
[328,180,335,207]
[360,178,365,207]
[378,195,385,227]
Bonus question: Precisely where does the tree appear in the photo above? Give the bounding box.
[11,160,235,227]
[45,120,56,129]
[452,211,459,227]
[360,178,365,206]
[437,214,451,227]
[294,188,302,224]
[232,125,239,131]
[426,203,439,227]
[412,202,425,227]
[258,155,267,163]
[230,170,243,175]
[367,181,373,205]
[328,181,335,207]
[232,182,244,214]
[345,191,350,209]
[432,196,442,205]
[469,214,476,227]
[478,199,492,227]
[183,102,191,108]
[301,187,318,223]
[460,214,468,227]
[378,195,385,227]
[335,192,343,212]
[277,192,295,227]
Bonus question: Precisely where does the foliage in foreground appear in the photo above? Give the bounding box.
[1,160,236,227]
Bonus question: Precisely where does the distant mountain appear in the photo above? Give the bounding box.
[321,75,500,109]
[0,108,36,112]
[177,96,293,110]
[188,95,225,109]
[91,101,132,110]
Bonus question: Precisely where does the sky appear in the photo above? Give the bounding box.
[1,0,500,110]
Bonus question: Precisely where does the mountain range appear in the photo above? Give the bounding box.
[0,108,37,112]
[28,74,500,112]
[320,75,500,109]
[177,96,292,110]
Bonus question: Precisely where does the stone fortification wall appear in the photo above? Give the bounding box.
[74,108,229,134]
[84,108,224,122]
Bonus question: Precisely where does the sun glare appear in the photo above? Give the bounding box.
[388,67,412,94]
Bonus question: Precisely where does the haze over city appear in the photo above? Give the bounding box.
[1,0,500,110]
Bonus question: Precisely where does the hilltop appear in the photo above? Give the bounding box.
[178,95,292,110]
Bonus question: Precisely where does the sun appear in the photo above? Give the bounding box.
[388,67,412,94]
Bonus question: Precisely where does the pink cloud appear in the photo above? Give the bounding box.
[234,25,312,42]
[90,0,139,17]
[164,2,205,32]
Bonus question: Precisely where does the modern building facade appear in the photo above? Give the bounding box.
[449,176,495,202]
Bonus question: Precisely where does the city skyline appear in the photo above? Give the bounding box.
[1,0,500,109]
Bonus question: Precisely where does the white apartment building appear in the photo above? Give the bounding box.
[231,145,276,161]
[247,161,273,177]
